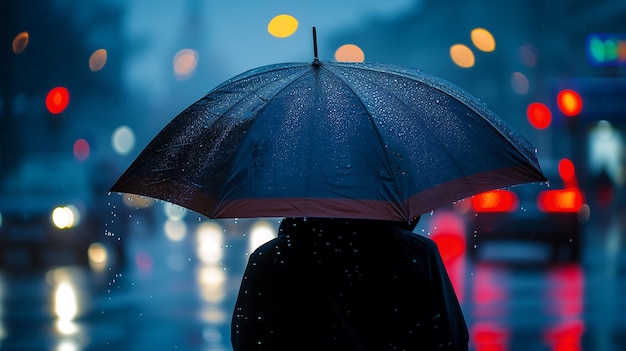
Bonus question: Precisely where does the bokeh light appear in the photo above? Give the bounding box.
[123,194,155,209]
[588,36,610,63]
[164,219,187,241]
[334,44,365,62]
[88,242,108,265]
[89,49,107,72]
[557,89,583,117]
[173,49,198,80]
[54,281,78,322]
[558,159,577,187]
[450,44,475,68]
[164,202,187,221]
[248,220,276,253]
[267,14,298,38]
[519,43,538,67]
[111,125,135,155]
[586,34,626,65]
[511,72,529,95]
[197,266,226,304]
[196,222,224,265]
[12,32,29,54]
[558,158,577,185]
[52,207,74,229]
[73,138,90,161]
[51,205,80,229]
[471,28,496,52]
[46,87,70,114]
[526,102,552,129]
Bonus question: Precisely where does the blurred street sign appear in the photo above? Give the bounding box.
[586,33,626,66]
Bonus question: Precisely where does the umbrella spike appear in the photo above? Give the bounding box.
[312,27,320,66]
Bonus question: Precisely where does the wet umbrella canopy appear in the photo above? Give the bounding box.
[111,37,545,221]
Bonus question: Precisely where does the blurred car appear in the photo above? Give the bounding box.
[467,159,589,264]
[0,154,122,268]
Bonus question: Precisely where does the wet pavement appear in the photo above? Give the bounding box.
[0,213,625,350]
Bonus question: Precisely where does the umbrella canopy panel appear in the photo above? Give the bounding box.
[111,62,545,221]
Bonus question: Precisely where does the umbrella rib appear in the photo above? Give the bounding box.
[340,70,477,193]
[212,65,312,124]
[319,65,407,215]
[333,63,539,168]
[323,64,486,207]
[329,63,541,181]
[198,65,313,165]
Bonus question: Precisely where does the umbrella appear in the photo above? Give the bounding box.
[111,31,545,222]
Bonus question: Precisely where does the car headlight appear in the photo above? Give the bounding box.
[51,205,81,229]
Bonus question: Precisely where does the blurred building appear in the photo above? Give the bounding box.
[1,0,126,181]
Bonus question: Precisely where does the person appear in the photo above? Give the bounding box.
[231,217,469,350]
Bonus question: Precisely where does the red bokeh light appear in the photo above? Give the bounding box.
[46,86,70,114]
[526,102,552,129]
[471,190,519,212]
[73,138,90,161]
[557,90,583,117]
[538,189,583,213]
[558,158,576,184]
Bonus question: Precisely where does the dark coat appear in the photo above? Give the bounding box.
[231,218,469,351]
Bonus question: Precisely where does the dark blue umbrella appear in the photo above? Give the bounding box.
[111,53,545,222]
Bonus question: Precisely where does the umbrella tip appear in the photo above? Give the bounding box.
[312,27,320,66]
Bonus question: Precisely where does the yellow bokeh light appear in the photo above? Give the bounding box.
[335,44,365,63]
[471,28,496,52]
[450,44,475,68]
[88,242,108,265]
[12,32,29,54]
[197,266,226,304]
[164,219,187,241]
[52,207,73,229]
[89,49,107,72]
[52,206,80,229]
[123,193,155,209]
[267,14,298,38]
[173,48,199,80]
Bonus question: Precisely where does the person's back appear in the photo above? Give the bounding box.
[231,218,468,350]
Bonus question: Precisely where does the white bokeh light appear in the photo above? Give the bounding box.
[164,219,187,241]
[248,220,277,254]
[164,202,188,221]
[196,222,224,265]
[112,125,136,155]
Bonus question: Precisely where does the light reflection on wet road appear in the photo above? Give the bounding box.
[0,215,625,350]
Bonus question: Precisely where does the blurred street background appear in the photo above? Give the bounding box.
[1,0,626,350]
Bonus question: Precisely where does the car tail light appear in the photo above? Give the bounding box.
[538,189,583,213]
[471,190,518,212]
